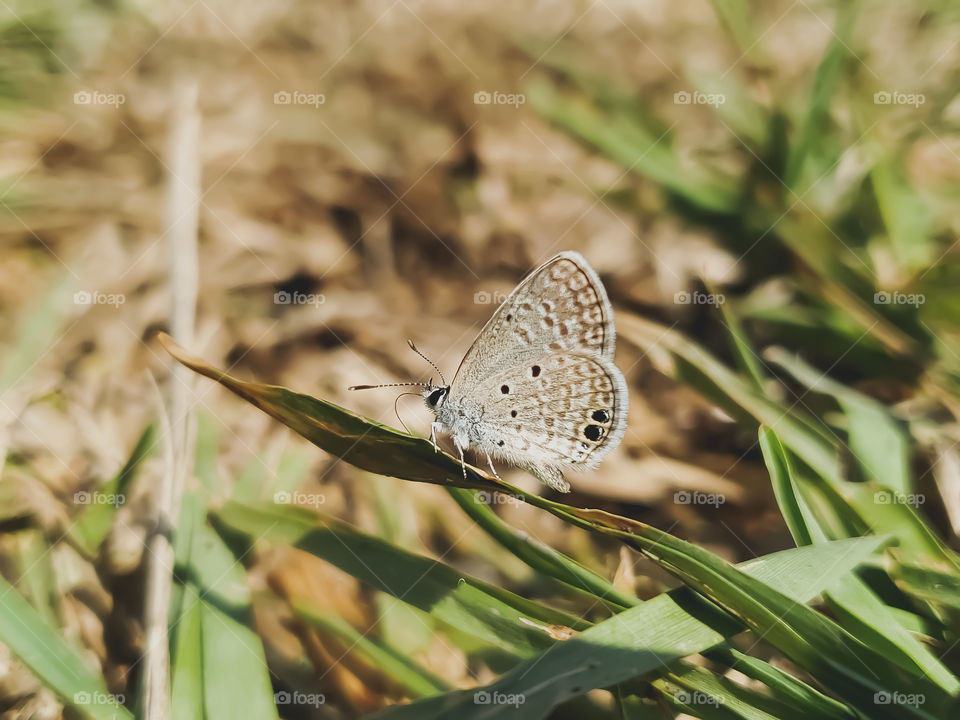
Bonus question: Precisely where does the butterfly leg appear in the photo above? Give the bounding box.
[455,441,467,479]
[430,422,442,452]
[484,452,502,480]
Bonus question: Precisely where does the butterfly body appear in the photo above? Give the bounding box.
[421,251,627,492]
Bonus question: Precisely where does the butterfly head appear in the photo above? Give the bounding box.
[422,382,449,411]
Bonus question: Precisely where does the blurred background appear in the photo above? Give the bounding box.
[2,0,960,717]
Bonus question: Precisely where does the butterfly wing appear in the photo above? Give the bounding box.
[450,252,616,395]
[469,351,628,491]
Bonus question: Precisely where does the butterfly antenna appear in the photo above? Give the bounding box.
[348,381,432,391]
[407,340,446,386]
[393,391,419,433]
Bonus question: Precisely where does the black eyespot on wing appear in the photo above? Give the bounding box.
[584,424,604,442]
[428,388,446,406]
[510,410,517,418]
[506,313,513,321]
[500,385,509,394]
[497,440,505,446]
[531,365,541,377]
[591,409,610,423]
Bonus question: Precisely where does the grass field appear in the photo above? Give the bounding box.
[1,0,960,718]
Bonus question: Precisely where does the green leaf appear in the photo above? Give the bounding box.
[170,584,204,720]
[658,663,781,720]
[871,153,936,270]
[617,315,841,480]
[161,333,953,719]
[760,426,960,694]
[824,576,960,695]
[896,563,960,613]
[370,537,886,720]
[70,424,154,556]
[215,500,589,658]
[0,572,133,720]
[759,426,820,546]
[706,646,854,720]
[524,77,738,214]
[293,601,450,697]
[784,0,859,189]
[765,348,911,494]
[174,491,279,720]
[447,487,639,611]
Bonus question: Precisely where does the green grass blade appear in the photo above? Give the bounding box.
[896,563,960,613]
[447,487,639,610]
[175,491,279,720]
[657,663,781,720]
[160,333,952,718]
[824,577,960,695]
[759,426,820,546]
[292,600,450,697]
[760,426,960,694]
[0,573,133,720]
[215,500,590,658]
[617,315,841,480]
[524,78,738,214]
[784,0,859,189]
[70,424,155,556]
[706,646,855,720]
[371,537,886,720]
[169,584,204,720]
[765,348,911,494]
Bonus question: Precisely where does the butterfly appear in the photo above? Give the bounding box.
[353,252,628,492]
